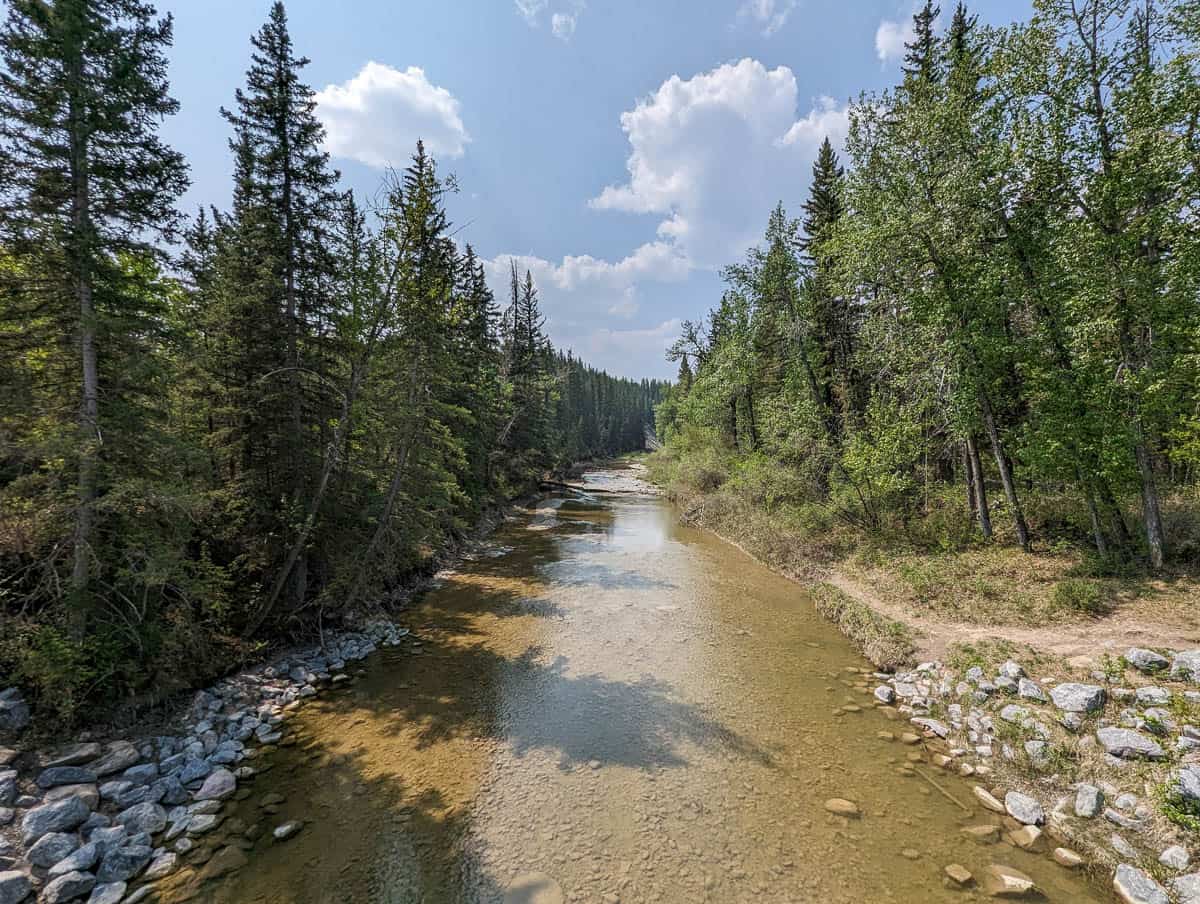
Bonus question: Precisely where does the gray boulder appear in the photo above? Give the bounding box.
[1017,678,1047,702]
[999,660,1026,679]
[1173,766,1200,804]
[86,743,140,778]
[0,690,30,734]
[0,872,30,904]
[193,767,236,802]
[21,794,90,844]
[1136,686,1170,706]
[1005,791,1045,825]
[28,832,79,868]
[114,802,166,836]
[96,845,152,883]
[1050,683,1106,713]
[1113,864,1169,904]
[1127,648,1169,673]
[0,771,15,808]
[1097,727,1166,760]
[48,843,99,878]
[1075,784,1104,818]
[37,767,97,790]
[1174,651,1200,681]
[42,872,96,904]
[45,744,102,769]
[1173,873,1200,904]
[87,883,126,904]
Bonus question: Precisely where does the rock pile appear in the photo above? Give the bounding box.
[0,620,407,902]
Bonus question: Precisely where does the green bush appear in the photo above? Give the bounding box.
[1052,578,1105,615]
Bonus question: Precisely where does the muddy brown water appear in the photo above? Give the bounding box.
[169,464,1108,903]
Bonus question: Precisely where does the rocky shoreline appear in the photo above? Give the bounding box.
[864,646,1200,902]
[0,618,409,904]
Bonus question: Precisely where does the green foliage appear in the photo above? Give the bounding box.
[1051,579,1105,616]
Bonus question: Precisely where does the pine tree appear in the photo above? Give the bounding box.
[0,0,188,622]
[903,1,942,87]
[217,1,340,617]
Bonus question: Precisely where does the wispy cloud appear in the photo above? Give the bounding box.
[515,0,586,41]
[737,0,798,37]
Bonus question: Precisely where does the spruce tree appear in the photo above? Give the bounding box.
[218,1,340,616]
[903,1,942,87]
[0,0,188,621]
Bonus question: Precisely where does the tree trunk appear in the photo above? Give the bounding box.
[67,39,97,631]
[966,434,992,540]
[979,393,1030,551]
[1134,439,1166,568]
[962,443,977,517]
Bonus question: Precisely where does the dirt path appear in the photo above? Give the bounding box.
[825,572,1200,667]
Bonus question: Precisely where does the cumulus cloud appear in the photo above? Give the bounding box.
[589,58,848,267]
[516,0,585,41]
[316,62,469,168]
[874,17,914,63]
[481,244,690,373]
[737,0,798,37]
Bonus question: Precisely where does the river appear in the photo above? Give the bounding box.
[171,463,1106,903]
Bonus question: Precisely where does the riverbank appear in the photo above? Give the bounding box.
[646,453,1200,901]
[0,492,546,904]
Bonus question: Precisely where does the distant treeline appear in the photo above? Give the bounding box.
[0,1,662,722]
[658,0,1199,566]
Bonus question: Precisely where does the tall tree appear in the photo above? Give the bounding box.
[0,0,188,622]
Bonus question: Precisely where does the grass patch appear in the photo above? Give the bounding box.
[811,582,916,671]
[945,639,1056,676]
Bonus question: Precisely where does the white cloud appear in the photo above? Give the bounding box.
[516,0,585,41]
[737,0,798,37]
[874,18,914,64]
[316,62,469,168]
[482,244,689,373]
[589,58,848,267]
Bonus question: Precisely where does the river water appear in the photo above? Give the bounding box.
[173,464,1107,903]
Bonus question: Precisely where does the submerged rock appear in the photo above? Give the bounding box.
[503,872,564,904]
[1004,791,1044,826]
[982,863,1037,897]
[823,798,860,818]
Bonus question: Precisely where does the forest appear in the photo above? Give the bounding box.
[0,1,663,723]
[656,0,1199,581]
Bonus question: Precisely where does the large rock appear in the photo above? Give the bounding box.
[196,845,247,882]
[42,871,96,904]
[48,843,99,878]
[0,690,30,734]
[1097,727,1166,760]
[1173,873,1200,904]
[27,832,79,868]
[21,794,90,844]
[982,864,1037,897]
[1173,765,1200,804]
[142,851,177,881]
[193,768,236,802]
[0,772,15,808]
[45,744,102,769]
[114,802,166,836]
[1050,683,1106,713]
[1113,864,1169,904]
[1075,784,1104,818]
[86,743,140,778]
[96,845,152,883]
[37,767,97,790]
[0,872,31,904]
[1127,648,1169,673]
[1173,651,1200,682]
[1017,679,1047,702]
[1005,791,1045,826]
[87,883,126,904]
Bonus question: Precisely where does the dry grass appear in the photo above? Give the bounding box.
[810,582,917,670]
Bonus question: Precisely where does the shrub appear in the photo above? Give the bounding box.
[1052,578,1105,615]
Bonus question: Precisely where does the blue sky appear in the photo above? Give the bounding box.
[157,0,1031,379]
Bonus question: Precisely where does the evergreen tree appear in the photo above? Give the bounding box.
[903,1,942,87]
[0,0,188,623]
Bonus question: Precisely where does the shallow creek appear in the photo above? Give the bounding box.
[174,464,1108,903]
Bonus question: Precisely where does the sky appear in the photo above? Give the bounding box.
[155,0,1032,379]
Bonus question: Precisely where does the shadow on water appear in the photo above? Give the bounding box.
[168,503,765,904]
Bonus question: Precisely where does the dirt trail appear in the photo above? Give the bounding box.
[825,571,1200,667]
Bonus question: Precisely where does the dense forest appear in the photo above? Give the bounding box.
[0,0,662,722]
[657,0,1199,569]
